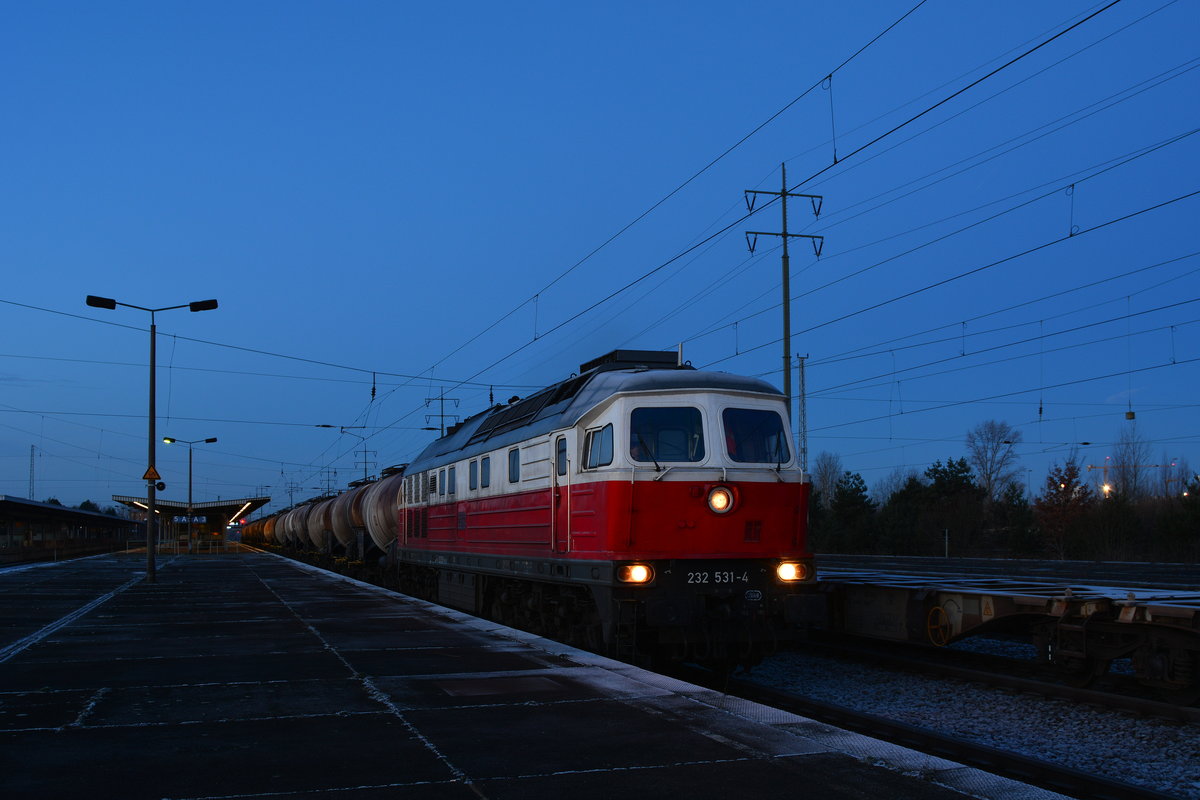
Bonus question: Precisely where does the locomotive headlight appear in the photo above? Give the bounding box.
[776,561,807,582]
[617,564,654,584]
[707,486,734,514]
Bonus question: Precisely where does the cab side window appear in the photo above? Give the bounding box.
[584,423,613,469]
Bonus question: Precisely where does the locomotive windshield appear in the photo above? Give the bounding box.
[629,407,705,462]
[722,407,790,463]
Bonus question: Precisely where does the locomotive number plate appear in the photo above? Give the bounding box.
[687,571,750,584]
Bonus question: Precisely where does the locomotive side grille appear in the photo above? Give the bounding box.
[744,520,762,542]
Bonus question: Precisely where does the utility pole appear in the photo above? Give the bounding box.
[425,387,460,436]
[319,468,337,495]
[29,445,35,500]
[318,425,375,481]
[745,163,823,423]
[354,446,377,482]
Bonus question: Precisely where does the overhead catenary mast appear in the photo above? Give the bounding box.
[744,163,823,426]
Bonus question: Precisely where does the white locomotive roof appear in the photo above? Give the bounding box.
[406,365,782,473]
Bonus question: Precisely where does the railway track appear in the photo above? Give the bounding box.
[801,634,1200,719]
[672,662,1184,800]
[815,553,1200,590]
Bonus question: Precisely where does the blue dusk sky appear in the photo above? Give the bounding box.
[1,0,1197,512]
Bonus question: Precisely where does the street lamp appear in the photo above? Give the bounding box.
[86,294,218,582]
[162,436,218,548]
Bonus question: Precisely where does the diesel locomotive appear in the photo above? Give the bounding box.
[246,350,815,665]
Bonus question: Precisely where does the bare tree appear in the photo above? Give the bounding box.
[1111,422,1151,499]
[811,451,843,509]
[965,420,1022,501]
[873,466,919,505]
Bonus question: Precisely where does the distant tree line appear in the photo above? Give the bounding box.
[41,498,124,517]
[808,421,1199,563]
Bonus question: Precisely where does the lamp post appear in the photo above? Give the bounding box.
[86,295,218,583]
[163,436,218,548]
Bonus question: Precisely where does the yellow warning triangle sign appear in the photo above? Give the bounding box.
[142,466,161,481]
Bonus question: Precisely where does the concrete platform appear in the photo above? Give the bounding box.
[0,552,1067,800]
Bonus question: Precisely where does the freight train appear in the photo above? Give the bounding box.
[243,350,815,665]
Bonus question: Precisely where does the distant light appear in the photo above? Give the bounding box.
[227,501,252,527]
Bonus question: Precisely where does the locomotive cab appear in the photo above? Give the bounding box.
[571,384,814,663]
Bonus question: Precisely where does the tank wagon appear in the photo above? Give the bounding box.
[247,350,815,665]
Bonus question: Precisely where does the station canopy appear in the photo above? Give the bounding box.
[111,495,271,530]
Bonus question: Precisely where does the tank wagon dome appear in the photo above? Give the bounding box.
[406,350,783,473]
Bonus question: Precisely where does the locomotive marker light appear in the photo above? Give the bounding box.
[776,561,807,582]
[617,564,654,584]
[85,294,218,583]
[707,485,735,514]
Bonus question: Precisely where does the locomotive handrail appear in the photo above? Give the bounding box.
[648,465,787,482]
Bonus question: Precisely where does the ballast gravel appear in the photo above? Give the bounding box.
[749,648,1200,799]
